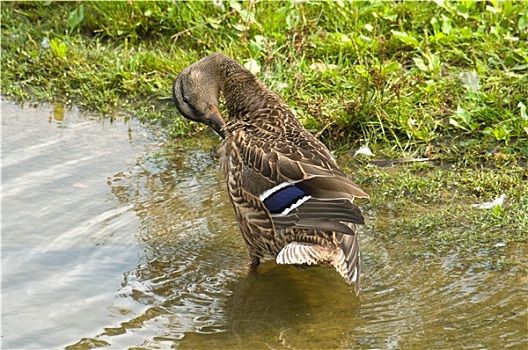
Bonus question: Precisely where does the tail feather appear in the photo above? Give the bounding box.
[335,232,361,295]
[276,242,333,266]
[276,235,361,295]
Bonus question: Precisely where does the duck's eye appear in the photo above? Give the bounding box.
[183,95,191,104]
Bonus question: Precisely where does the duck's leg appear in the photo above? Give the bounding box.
[248,256,260,274]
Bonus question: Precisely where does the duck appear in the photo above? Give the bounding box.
[172,53,369,294]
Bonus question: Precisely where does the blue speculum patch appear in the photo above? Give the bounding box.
[262,184,308,214]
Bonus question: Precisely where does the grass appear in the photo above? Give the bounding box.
[1,1,527,270]
[351,160,527,270]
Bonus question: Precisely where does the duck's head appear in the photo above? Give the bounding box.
[172,54,226,138]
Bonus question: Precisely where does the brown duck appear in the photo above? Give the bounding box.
[172,53,369,294]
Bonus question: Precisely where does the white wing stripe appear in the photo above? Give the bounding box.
[258,181,292,201]
[279,195,312,216]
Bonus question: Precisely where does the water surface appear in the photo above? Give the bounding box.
[2,100,526,349]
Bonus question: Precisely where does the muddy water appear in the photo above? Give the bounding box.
[2,100,526,349]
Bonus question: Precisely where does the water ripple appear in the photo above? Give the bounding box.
[3,101,526,349]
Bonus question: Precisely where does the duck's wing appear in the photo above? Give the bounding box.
[229,117,368,232]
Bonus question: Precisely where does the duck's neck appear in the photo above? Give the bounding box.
[219,56,284,119]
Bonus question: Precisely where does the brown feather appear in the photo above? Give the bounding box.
[173,53,369,294]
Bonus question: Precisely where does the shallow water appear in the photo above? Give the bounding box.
[2,100,526,349]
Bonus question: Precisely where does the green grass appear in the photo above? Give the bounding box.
[1,1,527,270]
[350,159,527,269]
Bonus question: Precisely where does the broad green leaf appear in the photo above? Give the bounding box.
[244,59,260,74]
[425,53,441,71]
[456,106,471,124]
[449,117,467,131]
[229,0,241,12]
[50,38,66,58]
[356,35,372,46]
[430,17,440,34]
[441,15,452,35]
[207,17,222,30]
[432,0,446,8]
[413,57,429,72]
[391,30,420,47]
[519,102,527,120]
[67,4,84,31]
[382,61,401,74]
[518,14,528,31]
[455,4,470,18]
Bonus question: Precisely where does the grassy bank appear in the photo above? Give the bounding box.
[1,1,527,269]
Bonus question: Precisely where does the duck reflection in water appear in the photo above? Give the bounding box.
[180,262,361,349]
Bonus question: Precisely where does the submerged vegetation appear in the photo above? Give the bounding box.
[1,1,526,270]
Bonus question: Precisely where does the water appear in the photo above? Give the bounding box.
[2,100,526,349]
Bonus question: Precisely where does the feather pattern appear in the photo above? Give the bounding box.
[172,53,369,294]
